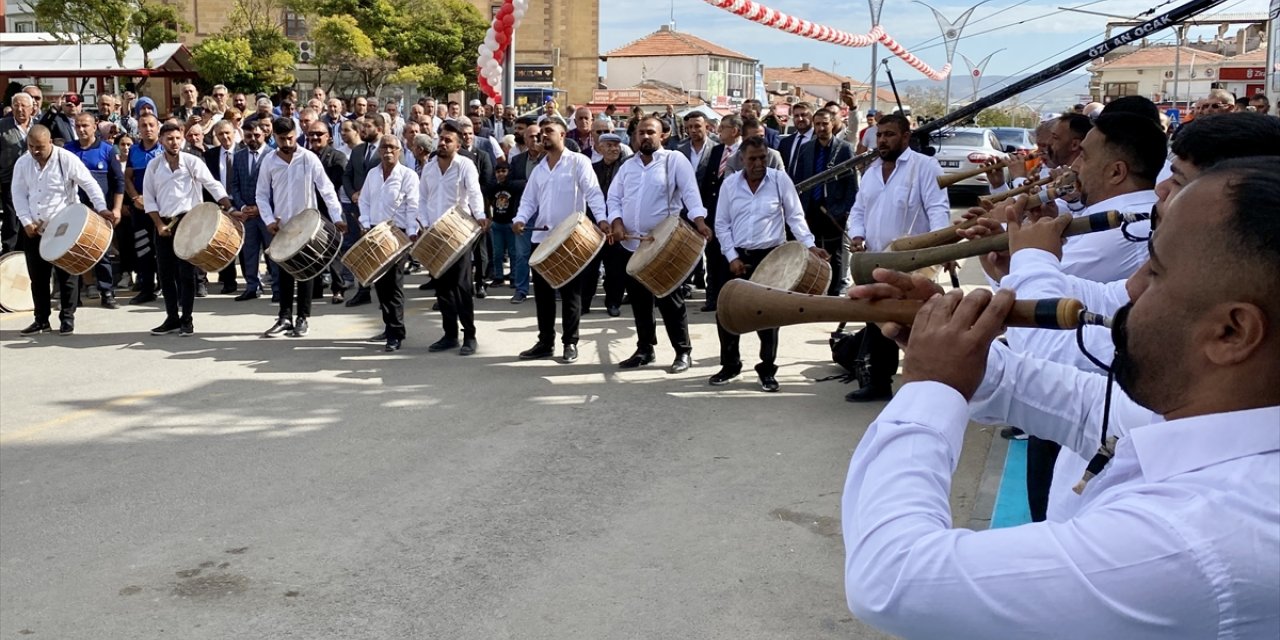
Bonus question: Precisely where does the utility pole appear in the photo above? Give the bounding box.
[868,0,885,112]
[916,0,990,114]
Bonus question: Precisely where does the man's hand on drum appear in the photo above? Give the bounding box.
[693,217,712,240]
[597,220,613,244]
[848,235,867,253]
[610,219,628,244]
[728,259,747,277]
[266,221,280,235]
[23,222,41,238]
[512,221,525,235]
[97,209,119,226]
[157,223,173,238]
[334,220,348,234]
[847,267,945,348]
[808,246,830,261]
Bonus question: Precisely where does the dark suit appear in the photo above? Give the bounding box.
[342,142,380,201]
[763,126,781,150]
[203,144,243,287]
[588,157,628,310]
[793,136,858,295]
[778,129,813,177]
[230,146,277,294]
[0,116,29,251]
[459,147,495,286]
[690,143,734,306]
[313,144,351,294]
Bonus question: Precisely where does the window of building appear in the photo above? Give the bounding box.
[15,21,36,33]
[1104,82,1138,98]
[282,10,307,38]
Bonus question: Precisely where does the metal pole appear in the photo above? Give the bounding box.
[869,43,879,112]
[503,36,515,106]
[1173,26,1183,107]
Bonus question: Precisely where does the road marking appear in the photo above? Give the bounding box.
[0,389,163,444]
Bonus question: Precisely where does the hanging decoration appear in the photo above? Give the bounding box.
[700,0,952,81]
[475,0,528,105]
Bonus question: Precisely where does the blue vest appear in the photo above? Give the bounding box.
[65,139,116,197]
[128,141,162,192]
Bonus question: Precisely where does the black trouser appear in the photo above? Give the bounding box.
[373,255,406,340]
[156,219,197,322]
[851,322,899,387]
[531,243,585,346]
[816,234,845,296]
[435,249,475,340]
[1026,437,1061,523]
[578,250,604,310]
[1,183,19,253]
[716,247,779,376]
[472,230,490,288]
[114,212,136,277]
[622,248,691,354]
[600,242,628,309]
[277,268,313,319]
[91,253,114,294]
[131,206,158,296]
[21,231,78,325]
[704,237,731,305]
[330,207,361,294]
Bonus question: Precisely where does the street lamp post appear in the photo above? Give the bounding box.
[867,0,885,112]
[915,0,991,115]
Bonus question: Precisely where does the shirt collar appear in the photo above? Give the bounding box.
[1084,190,1158,213]
[1129,406,1280,482]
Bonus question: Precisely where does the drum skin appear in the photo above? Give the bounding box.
[268,209,340,281]
[625,216,706,298]
[174,203,244,273]
[0,252,34,313]
[528,212,604,289]
[38,204,113,275]
[749,241,832,295]
[342,221,411,287]
[410,207,481,277]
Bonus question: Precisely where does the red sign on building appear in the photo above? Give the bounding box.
[1217,67,1266,81]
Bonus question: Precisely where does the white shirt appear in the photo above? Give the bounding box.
[358,162,419,230]
[858,124,877,149]
[11,147,107,227]
[714,168,814,262]
[214,145,236,192]
[255,147,343,225]
[143,151,227,218]
[685,139,709,169]
[591,143,633,164]
[605,149,707,252]
[513,152,607,244]
[844,377,1279,640]
[415,154,484,230]
[846,148,951,250]
[384,113,405,138]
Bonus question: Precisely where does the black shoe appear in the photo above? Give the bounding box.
[428,336,459,352]
[179,320,195,337]
[287,317,309,337]
[369,331,387,342]
[263,317,292,337]
[510,292,527,304]
[758,374,779,393]
[58,321,75,336]
[431,302,440,311]
[330,292,345,304]
[519,342,555,360]
[582,307,592,315]
[845,384,893,403]
[220,283,239,295]
[700,303,717,313]
[459,338,477,356]
[384,338,402,352]
[562,344,578,363]
[1000,426,1029,440]
[618,350,656,369]
[678,284,693,298]
[669,353,692,374]
[475,286,487,299]
[195,283,209,298]
[418,280,436,291]
[345,292,372,307]
[150,319,181,335]
[101,292,119,309]
[128,293,157,305]
[708,366,742,386]
[19,322,51,336]
[234,290,260,301]
[607,305,621,317]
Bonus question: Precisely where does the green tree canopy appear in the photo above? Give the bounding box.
[191,0,297,94]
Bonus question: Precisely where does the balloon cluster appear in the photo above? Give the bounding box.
[476,0,528,105]
[702,0,951,81]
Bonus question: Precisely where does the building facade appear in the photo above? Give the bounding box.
[601,25,757,105]
[466,0,599,108]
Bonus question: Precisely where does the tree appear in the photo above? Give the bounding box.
[191,37,257,93]
[191,0,297,93]
[133,1,188,70]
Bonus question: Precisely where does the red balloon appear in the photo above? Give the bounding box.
[496,31,510,46]
[501,13,514,27]
[493,49,505,64]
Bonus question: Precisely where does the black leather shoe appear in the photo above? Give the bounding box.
[384,338,402,352]
[369,331,387,342]
[669,353,692,374]
[758,374,780,393]
[699,303,717,312]
[519,342,555,360]
[431,302,440,311]
[20,322,51,336]
[287,317,309,337]
[220,283,239,295]
[475,286,487,299]
[562,344,578,363]
[234,290,260,301]
[128,293,157,305]
[618,350,655,369]
[195,283,209,298]
[581,307,592,315]
[459,338,477,356]
[708,366,742,386]
[845,384,893,403]
[58,321,75,336]
[263,317,292,337]
[418,280,436,290]
[428,336,459,352]
[179,320,195,337]
[607,305,621,317]
[101,293,119,309]
[345,292,372,307]
[150,319,181,335]
[270,293,281,303]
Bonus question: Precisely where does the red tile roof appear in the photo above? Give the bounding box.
[764,66,854,87]
[1223,47,1267,64]
[603,27,755,61]
[1090,45,1226,70]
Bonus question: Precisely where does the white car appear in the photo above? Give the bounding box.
[931,127,1009,197]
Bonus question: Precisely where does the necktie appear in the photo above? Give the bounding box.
[789,133,805,174]
[366,144,376,165]
[814,143,829,202]
[718,146,731,178]
[223,150,232,190]
[248,151,257,174]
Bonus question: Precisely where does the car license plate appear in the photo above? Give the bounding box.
[941,160,960,168]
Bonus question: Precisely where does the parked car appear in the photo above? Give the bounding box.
[931,127,1009,197]
[990,127,1036,154]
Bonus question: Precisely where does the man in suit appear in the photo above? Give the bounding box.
[340,113,385,307]
[496,126,540,302]
[792,109,857,295]
[229,120,277,301]
[725,118,786,174]
[307,120,349,303]
[455,118,496,298]
[690,115,740,312]
[740,99,780,149]
[1,92,36,252]
[202,119,242,293]
[779,101,814,177]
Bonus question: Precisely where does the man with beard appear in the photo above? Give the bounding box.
[304,120,353,304]
[511,119,607,364]
[66,112,125,308]
[739,99,779,149]
[340,114,386,307]
[228,121,275,301]
[779,101,814,177]
[123,112,164,304]
[843,112,951,402]
[796,109,859,297]
[142,122,232,337]
[606,116,710,373]
[840,157,1280,639]
[257,117,346,338]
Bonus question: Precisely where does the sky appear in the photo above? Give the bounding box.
[598,0,1273,87]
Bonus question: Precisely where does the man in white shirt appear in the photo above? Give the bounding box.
[415,127,486,356]
[511,119,608,364]
[383,100,405,138]
[357,135,419,352]
[841,159,1279,639]
[142,122,232,337]
[606,116,711,374]
[710,138,825,391]
[11,125,110,336]
[257,117,346,338]
[844,112,951,402]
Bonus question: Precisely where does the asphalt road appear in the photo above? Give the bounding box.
[1,244,995,639]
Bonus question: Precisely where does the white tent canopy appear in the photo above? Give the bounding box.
[0,42,192,75]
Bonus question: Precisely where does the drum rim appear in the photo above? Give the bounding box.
[38,203,93,262]
[268,209,326,261]
[529,211,589,265]
[278,221,341,281]
[0,251,35,312]
[174,205,227,259]
[343,222,411,287]
[626,215,683,270]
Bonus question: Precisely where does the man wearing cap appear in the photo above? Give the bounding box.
[39,93,79,144]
